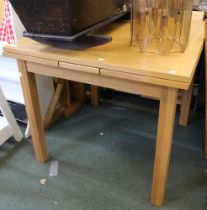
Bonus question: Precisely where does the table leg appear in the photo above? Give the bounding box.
[91,86,100,106]
[17,60,49,163]
[205,53,207,158]
[205,20,207,159]
[151,87,178,206]
[179,82,193,126]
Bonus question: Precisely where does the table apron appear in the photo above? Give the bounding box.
[26,61,164,100]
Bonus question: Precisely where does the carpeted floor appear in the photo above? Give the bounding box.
[0,91,206,210]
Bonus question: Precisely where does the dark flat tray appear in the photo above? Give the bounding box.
[31,34,112,50]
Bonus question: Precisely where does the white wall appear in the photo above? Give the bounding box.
[10,6,25,40]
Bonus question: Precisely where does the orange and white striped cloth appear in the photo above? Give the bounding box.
[0,0,15,44]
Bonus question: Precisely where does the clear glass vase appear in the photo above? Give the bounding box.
[131,0,193,54]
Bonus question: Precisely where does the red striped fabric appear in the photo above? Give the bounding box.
[0,0,15,44]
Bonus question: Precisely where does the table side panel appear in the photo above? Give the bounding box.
[3,52,58,67]
[100,68,190,90]
[3,51,191,90]
[26,62,163,99]
[59,62,99,75]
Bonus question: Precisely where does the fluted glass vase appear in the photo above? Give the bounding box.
[131,0,193,54]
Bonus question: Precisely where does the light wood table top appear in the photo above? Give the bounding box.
[4,20,204,90]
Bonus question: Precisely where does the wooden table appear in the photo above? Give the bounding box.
[3,20,204,206]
